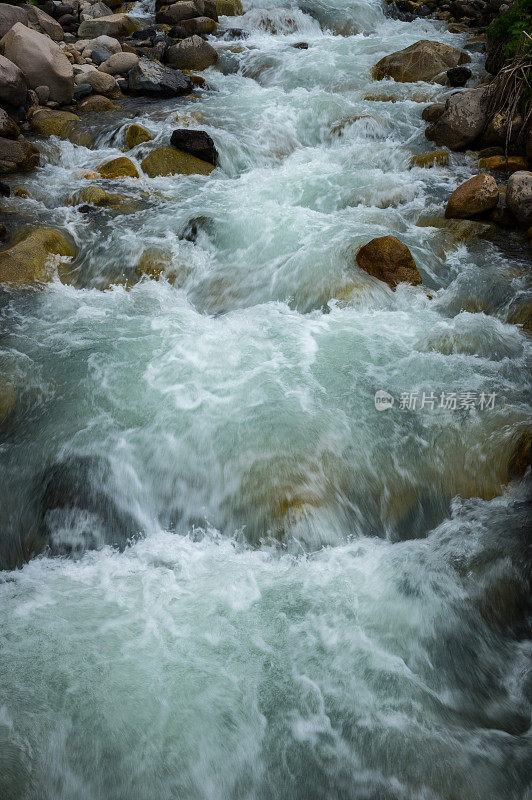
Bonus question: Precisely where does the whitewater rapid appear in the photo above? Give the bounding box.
[0,0,531,798]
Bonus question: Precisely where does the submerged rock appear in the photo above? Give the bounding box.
[409,149,449,168]
[425,86,491,151]
[445,174,499,219]
[35,455,140,557]
[135,247,173,279]
[141,146,214,177]
[125,123,152,149]
[0,227,76,287]
[0,23,73,104]
[507,300,532,336]
[372,40,470,83]
[97,156,139,179]
[507,432,532,480]
[68,185,125,207]
[355,236,422,289]
[0,137,40,174]
[170,129,218,165]
[0,376,16,423]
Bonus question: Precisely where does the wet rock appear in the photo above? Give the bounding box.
[480,112,523,148]
[0,109,20,139]
[68,185,123,206]
[170,128,217,165]
[478,155,529,173]
[0,23,73,104]
[35,84,50,104]
[167,24,189,38]
[78,14,142,39]
[73,83,93,100]
[425,85,491,151]
[0,226,76,287]
[36,455,140,557]
[166,34,218,70]
[422,102,446,122]
[124,122,152,148]
[292,41,308,49]
[215,0,243,13]
[355,236,422,289]
[77,93,118,112]
[25,4,64,42]
[128,58,192,96]
[29,108,90,146]
[0,137,39,174]
[135,246,172,279]
[372,40,470,83]
[477,145,504,159]
[0,53,28,107]
[445,173,499,219]
[446,65,472,86]
[181,16,218,34]
[507,432,532,480]
[0,180,10,196]
[409,149,449,168]
[507,300,532,336]
[506,171,532,228]
[97,155,139,178]
[417,216,497,243]
[141,145,215,177]
[99,51,138,75]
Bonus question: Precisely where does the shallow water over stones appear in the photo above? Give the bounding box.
[0,1,531,798]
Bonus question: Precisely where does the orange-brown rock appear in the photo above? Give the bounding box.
[445,174,499,219]
[355,236,422,289]
[478,155,529,173]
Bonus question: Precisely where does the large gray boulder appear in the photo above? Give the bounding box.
[506,171,532,228]
[25,5,64,42]
[372,40,470,83]
[78,13,141,39]
[0,23,73,104]
[0,53,27,106]
[0,3,27,39]
[166,34,217,70]
[425,86,491,151]
[128,58,192,96]
[0,136,39,173]
[79,0,114,22]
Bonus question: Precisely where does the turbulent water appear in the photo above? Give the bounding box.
[1,0,531,797]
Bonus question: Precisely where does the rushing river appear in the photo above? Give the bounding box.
[1,0,531,797]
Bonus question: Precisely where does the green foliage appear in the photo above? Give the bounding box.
[487,0,532,57]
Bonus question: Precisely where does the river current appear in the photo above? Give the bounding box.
[0,0,531,798]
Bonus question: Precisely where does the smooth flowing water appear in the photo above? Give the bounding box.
[0,1,531,798]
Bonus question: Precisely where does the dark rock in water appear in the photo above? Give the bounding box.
[91,48,112,65]
[211,27,249,39]
[292,41,308,49]
[128,58,192,96]
[170,128,218,165]
[168,25,188,39]
[73,83,93,100]
[447,65,472,87]
[36,455,140,557]
[0,181,10,197]
[182,215,215,242]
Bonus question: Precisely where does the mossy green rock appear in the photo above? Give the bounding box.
[409,150,449,168]
[29,109,91,147]
[125,123,152,149]
[0,227,76,287]
[97,156,139,179]
[69,186,125,207]
[141,146,215,178]
[215,0,243,14]
[508,431,532,480]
